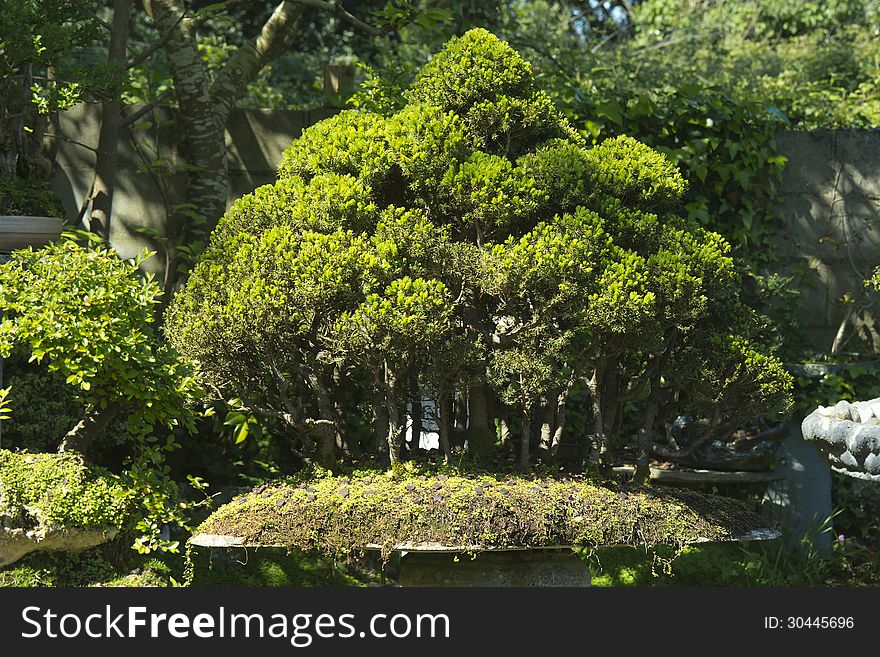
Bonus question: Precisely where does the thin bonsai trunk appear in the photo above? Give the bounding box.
[539,393,556,458]
[385,365,404,466]
[550,374,575,458]
[305,368,337,469]
[586,358,608,467]
[371,372,389,457]
[635,355,662,482]
[454,387,468,431]
[467,382,493,461]
[438,390,452,463]
[498,405,512,448]
[409,375,423,454]
[89,0,132,239]
[519,408,531,471]
[59,402,123,455]
[602,357,620,455]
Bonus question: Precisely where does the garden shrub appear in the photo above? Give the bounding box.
[167,29,792,473]
[0,240,203,552]
[1,363,82,452]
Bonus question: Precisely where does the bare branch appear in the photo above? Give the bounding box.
[120,88,174,127]
[43,133,98,153]
[294,0,392,36]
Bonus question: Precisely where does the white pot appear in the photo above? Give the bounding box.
[0,216,64,252]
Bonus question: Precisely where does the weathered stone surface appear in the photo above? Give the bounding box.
[398,550,592,587]
[762,419,833,554]
[802,399,880,481]
[0,525,118,567]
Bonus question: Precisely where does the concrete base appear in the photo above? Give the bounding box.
[762,418,833,555]
[398,550,591,587]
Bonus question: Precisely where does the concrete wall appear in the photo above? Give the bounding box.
[49,104,338,277]
[773,130,880,353]
[48,106,880,352]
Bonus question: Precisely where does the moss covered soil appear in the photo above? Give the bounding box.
[196,465,769,558]
[0,449,132,530]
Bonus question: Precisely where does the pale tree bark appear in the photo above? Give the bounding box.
[371,368,389,456]
[538,393,556,457]
[144,0,228,228]
[550,373,576,458]
[384,365,405,467]
[59,402,123,454]
[586,357,608,467]
[635,355,662,482]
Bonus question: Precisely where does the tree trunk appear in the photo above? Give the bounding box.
[89,0,132,239]
[304,367,337,469]
[385,366,404,466]
[409,375,423,455]
[498,406,512,448]
[438,390,452,463]
[371,371,389,457]
[59,402,123,455]
[519,408,531,471]
[145,0,228,228]
[538,393,556,458]
[635,356,662,482]
[467,382,494,461]
[454,387,468,432]
[550,376,575,458]
[587,358,608,468]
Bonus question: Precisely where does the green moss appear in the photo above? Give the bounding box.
[0,449,133,529]
[196,465,768,559]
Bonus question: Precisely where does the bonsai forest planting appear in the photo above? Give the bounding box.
[167,30,791,562]
[10,8,880,590]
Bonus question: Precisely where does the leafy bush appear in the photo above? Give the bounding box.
[0,363,82,452]
[0,240,204,552]
[167,29,792,473]
[0,241,197,450]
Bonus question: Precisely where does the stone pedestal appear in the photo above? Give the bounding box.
[398,549,591,587]
[762,418,833,555]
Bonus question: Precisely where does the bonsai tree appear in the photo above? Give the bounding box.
[167,29,792,474]
[0,240,201,551]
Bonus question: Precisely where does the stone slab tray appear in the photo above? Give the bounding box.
[189,528,781,552]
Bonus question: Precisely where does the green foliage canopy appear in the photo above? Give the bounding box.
[167,28,793,471]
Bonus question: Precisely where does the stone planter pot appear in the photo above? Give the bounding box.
[0,215,64,253]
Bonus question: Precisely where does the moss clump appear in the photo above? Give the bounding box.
[196,465,769,559]
[0,450,133,530]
